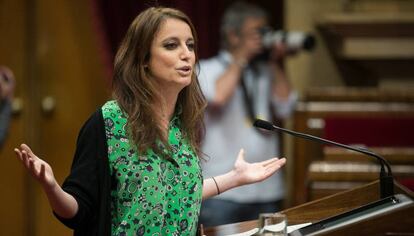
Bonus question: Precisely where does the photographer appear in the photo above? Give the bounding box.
[198,1,298,226]
[0,66,15,148]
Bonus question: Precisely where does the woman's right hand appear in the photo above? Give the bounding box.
[14,144,79,218]
[14,144,57,191]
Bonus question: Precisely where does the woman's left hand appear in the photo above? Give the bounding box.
[202,149,287,199]
[232,149,286,186]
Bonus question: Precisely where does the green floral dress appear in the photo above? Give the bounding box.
[102,101,203,236]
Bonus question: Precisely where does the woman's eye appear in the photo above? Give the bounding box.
[164,43,177,50]
[187,42,195,51]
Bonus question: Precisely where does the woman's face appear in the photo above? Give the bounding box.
[148,18,195,92]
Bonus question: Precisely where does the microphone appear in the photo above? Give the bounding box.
[253,119,394,198]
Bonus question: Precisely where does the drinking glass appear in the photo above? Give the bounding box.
[257,212,287,236]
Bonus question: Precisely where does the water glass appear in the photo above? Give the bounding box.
[257,212,287,236]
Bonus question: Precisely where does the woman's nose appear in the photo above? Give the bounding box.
[180,47,192,60]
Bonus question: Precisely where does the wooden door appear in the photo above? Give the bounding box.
[0,1,28,235]
[0,0,110,235]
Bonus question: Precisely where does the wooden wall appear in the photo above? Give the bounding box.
[284,0,414,93]
[283,0,414,207]
[0,1,110,235]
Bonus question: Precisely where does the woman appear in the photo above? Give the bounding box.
[14,7,286,236]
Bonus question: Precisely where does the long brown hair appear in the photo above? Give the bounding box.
[112,7,206,156]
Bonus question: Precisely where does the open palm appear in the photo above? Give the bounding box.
[233,149,286,186]
[14,144,57,190]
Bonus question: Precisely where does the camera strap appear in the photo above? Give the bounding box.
[218,54,268,125]
[239,72,257,123]
[242,65,282,131]
[240,70,278,138]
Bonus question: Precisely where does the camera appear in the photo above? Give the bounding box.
[261,27,316,52]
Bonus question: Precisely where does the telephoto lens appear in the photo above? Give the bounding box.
[261,27,316,52]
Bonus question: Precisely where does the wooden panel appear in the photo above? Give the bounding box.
[307,157,414,200]
[317,12,414,86]
[305,87,414,103]
[324,146,414,164]
[318,13,414,38]
[0,0,27,235]
[291,101,414,206]
[204,181,414,235]
[0,0,109,235]
[309,161,414,181]
[33,1,109,236]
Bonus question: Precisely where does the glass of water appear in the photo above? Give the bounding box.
[257,212,287,236]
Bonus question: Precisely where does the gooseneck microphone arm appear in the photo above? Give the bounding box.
[253,119,394,198]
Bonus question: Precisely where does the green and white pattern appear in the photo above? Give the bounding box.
[102,100,202,236]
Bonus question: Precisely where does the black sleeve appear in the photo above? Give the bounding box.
[54,109,109,232]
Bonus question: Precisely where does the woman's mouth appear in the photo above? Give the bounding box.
[176,66,192,76]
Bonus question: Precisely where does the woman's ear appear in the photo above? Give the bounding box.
[143,64,149,73]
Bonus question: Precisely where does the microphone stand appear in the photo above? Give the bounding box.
[253,119,394,198]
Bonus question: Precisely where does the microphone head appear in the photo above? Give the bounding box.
[253,119,274,130]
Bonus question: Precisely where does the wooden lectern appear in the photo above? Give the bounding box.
[204,180,414,235]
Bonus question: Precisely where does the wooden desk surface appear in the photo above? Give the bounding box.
[204,180,413,236]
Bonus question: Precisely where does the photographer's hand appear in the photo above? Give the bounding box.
[268,44,292,102]
[234,37,262,63]
[269,41,300,64]
[269,42,289,63]
[212,28,264,108]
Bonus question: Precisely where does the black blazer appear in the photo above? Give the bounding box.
[54,110,111,236]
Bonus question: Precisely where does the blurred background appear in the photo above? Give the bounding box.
[0,0,413,235]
